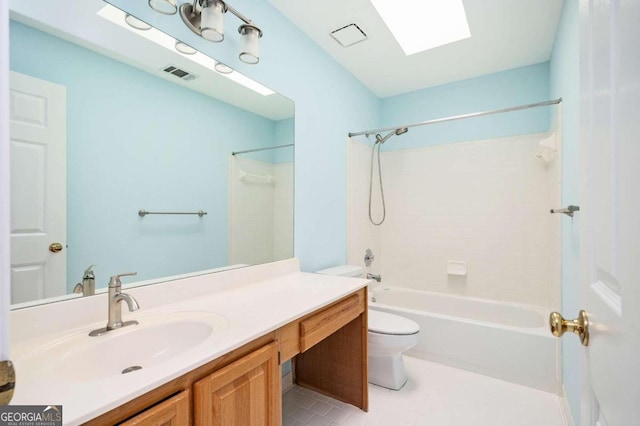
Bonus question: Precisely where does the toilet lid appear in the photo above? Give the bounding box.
[368,310,420,335]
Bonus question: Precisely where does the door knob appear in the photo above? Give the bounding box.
[48,243,63,253]
[549,310,589,346]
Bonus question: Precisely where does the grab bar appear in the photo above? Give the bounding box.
[138,210,207,217]
[550,205,580,218]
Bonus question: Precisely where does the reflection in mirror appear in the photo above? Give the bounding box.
[9,0,294,308]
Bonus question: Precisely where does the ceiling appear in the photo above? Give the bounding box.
[268,0,564,98]
[9,0,293,120]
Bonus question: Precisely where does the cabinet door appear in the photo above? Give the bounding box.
[194,342,281,425]
[121,390,190,426]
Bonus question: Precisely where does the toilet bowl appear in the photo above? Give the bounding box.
[368,309,419,389]
[316,265,420,390]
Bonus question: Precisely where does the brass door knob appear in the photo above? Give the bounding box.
[48,243,63,253]
[0,360,16,405]
[549,310,589,346]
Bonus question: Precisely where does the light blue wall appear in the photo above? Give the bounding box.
[379,62,551,151]
[107,0,381,273]
[550,0,581,423]
[241,117,294,163]
[10,21,282,290]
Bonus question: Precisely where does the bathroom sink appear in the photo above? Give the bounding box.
[18,311,229,384]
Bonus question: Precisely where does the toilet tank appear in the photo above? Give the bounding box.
[317,265,379,304]
[316,265,364,278]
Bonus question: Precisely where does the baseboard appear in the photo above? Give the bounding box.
[559,386,575,426]
[282,371,294,393]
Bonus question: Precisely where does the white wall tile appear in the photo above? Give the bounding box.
[229,157,293,265]
[273,162,294,261]
[348,134,561,308]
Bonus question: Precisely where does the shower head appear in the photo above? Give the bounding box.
[375,127,409,144]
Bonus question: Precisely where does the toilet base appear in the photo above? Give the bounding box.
[368,353,407,390]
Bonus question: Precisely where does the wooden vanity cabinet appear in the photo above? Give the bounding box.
[295,291,368,410]
[86,288,366,426]
[84,334,275,426]
[193,342,280,425]
[299,292,362,352]
[120,390,190,426]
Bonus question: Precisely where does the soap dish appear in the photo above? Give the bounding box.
[447,261,467,276]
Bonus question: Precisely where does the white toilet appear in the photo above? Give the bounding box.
[317,265,420,390]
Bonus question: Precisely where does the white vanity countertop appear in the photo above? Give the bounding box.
[9,259,368,425]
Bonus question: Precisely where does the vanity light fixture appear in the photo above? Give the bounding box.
[125,14,152,31]
[238,24,261,64]
[98,4,274,95]
[173,0,264,64]
[200,0,226,42]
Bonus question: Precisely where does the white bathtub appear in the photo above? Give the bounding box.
[370,287,559,393]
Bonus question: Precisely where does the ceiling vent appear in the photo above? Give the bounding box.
[330,23,368,47]
[161,64,198,81]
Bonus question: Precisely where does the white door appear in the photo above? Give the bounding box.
[579,0,640,425]
[9,71,66,304]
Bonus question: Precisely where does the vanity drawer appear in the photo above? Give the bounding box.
[278,321,300,361]
[120,389,190,426]
[299,290,365,352]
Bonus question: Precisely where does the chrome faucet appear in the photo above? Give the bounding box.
[367,273,382,282]
[73,264,95,296]
[89,272,140,337]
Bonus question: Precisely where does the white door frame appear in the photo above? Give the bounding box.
[0,0,12,363]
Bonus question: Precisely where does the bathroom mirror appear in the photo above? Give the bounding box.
[8,0,294,307]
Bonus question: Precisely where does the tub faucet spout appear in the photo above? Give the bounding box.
[367,273,382,282]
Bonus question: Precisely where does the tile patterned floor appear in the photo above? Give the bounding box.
[283,356,566,426]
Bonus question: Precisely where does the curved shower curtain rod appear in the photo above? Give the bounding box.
[348,98,563,138]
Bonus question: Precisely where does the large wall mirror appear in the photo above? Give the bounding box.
[9,0,294,308]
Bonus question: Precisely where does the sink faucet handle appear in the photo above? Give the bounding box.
[83,264,95,279]
[109,272,137,288]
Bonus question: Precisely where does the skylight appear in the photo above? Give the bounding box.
[370,0,471,55]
